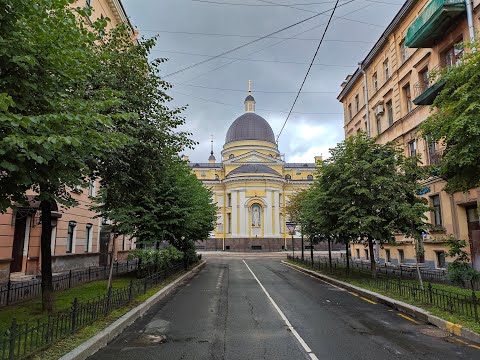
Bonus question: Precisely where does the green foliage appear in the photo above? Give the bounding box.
[420,42,480,193]
[446,236,480,289]
[128,245,183,268]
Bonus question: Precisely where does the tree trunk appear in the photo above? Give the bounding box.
[107,232,118,292]
[40,199,53,313]
[327,237,332,273]
[345,240,350,275]
[414,236,424,289]
[368,237,376,278]
[310,237,314,266]
[301,233,304,260]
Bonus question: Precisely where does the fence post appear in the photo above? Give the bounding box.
[143,278,147,294]
[473,291,479,323]
[400,266,402,280]
[6,279,11,306]
[126,259,129,272]
[116,261,119,275]
[428,283,433,304]
[68,270,72,289]
[88,267,91,282]
[71,298,78,334]
[129,279,134,302]
[8,318,17,360]
[105,288,112,315]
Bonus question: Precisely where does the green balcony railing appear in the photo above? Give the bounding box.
[405,0,466,48]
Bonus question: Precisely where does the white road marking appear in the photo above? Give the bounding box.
[243,260,319,360]
[282,262,346,291]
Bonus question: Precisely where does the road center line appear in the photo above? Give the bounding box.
[243,260,319,360]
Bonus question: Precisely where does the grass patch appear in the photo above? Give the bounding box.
[0,276,134,335]
[288,260,480,334]
[30,270,187,360]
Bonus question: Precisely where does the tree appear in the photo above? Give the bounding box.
[321,133,429,277]
[420,42,480,194]
[0,0,129,311]
[446,236,480,290]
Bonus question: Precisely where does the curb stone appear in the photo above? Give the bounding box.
[282,260,480,344]
[60,261,206,360]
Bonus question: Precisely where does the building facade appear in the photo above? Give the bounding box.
[191,87,322,252]
[0,0,135,282]
[338,0,480,270]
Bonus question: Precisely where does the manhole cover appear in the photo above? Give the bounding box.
[138,334,167,345]
[419,327,450,338]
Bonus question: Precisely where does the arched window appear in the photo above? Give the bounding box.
[229,154,234,159]
[215,174,219,180]
[285,174,291,181]
[307,174,313,181]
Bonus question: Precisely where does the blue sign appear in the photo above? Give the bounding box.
[416,187,431,195]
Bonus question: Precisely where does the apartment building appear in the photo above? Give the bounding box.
[338,0,480,270]
[0,0,135,282]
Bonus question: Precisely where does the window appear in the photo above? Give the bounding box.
[376,116,381,135]
[401,40,408,63]
[348,103,353,121]
[85,223,93,252]
[226,213,231,233]
[67,221,77,254]
[398,249,405,263]
[215,174,219,180]
[85,0,93,8]
[285,174,291,181]
[386,249,391,263]
[229,154,234,159]
[420,68,429,90]
[227,193,232,207]
[201,171,206,177]
[355,94,359,112]
[364,249,369,260]
[386,100,393,127]
[408,140,417,157]
[372,73,378,92]
[404,83,412,112]
[431,195,442,226]
[441,43,464,68]
[436,251,446,268]
[356,249,360,259]
[88,179,96,197]
[384,59,390,80]
[307,174,313,181]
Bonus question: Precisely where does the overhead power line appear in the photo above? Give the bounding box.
[170,83,337,94]
[191,0,403,6]
[276,0,340,142]
[162,0,356,78]
[172,1,370,85]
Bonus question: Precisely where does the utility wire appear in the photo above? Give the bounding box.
[276,0,340,142]
[192,0,403,5]
[170,83,337,93]
[173,1,369,85]
[163,0,356,78]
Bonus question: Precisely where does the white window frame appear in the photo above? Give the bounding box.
[85,223,93,253]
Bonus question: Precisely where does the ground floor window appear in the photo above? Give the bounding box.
[364,249,369,260]
[436,251,446,268]
[67,221,77,254]
[398,249,405,264]
[85,223,93,252]
[356,249,360,259]
[385,249,391,262]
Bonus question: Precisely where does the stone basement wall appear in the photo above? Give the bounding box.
[52,253,100,273]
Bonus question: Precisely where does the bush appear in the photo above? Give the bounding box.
[128,245,183,275]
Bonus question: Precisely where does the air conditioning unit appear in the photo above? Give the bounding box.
[375,104,384,116]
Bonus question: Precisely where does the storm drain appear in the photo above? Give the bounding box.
[419,327,450,338]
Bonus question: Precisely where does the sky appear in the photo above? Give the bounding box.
[121,0,404,163]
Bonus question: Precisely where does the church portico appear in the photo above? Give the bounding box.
[191,82,323,252]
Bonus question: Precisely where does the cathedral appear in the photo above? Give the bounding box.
[191,83,320,251]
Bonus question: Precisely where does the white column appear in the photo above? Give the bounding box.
[273,190,280,237]
[265,190,273,237]
[231,190,238,237]
[239,191,246,236]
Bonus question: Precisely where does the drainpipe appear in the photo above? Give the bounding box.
[465,0,475,45]
[358,62,371,138]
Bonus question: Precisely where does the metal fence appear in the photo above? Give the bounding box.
[0,260,139,307]
[288,255,479,323]
[295,255,480,290]
[0,261,187,360]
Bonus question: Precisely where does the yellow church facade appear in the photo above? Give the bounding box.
[190,88,319,251]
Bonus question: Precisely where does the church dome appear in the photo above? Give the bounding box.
[225,113,276,145]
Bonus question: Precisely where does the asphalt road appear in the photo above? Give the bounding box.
[88,257,480,360]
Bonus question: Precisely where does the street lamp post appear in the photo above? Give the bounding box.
[286,222,297,260]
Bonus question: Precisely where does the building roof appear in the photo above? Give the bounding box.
[337,0,417,101]
[190,163,222,168]
[285,163,316,168]
[228,164,281,177]
[225,113,276,144]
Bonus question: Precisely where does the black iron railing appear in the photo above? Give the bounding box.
[0,260,192,360]
[288,255,479,323]
[0,260,138,307]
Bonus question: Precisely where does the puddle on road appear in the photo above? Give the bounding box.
[137,334,167,345]
[419,327,450,338]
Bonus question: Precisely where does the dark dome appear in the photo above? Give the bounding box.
[225,113,275,144]
[245,95,255,102]
[228,164,280,177]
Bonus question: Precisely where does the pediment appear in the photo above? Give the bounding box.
[228,151,283,165]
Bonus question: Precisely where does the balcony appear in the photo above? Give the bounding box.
[405,0,466,48]
[413,76,447,105]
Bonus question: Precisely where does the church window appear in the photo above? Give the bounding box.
[229,154,234,159]
[201,171,206,177]
[226,213,231,233]
[285,174,291,181]
[227,193,232,207]
[307,174,313,181]
[215,174,219,180]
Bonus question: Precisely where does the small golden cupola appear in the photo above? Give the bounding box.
[244,80,255,113]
